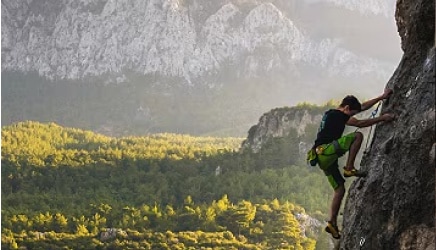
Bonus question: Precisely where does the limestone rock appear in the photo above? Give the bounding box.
[241,107,323,153]
[341,0,435,249]
[1,0,395,84]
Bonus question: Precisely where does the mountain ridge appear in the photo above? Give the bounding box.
[2,0,396,83]
[2,0,401,136]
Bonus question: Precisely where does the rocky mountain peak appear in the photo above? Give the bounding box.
[2,0,394,84]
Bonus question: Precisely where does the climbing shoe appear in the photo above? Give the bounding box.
[343,167,367,178]
[325,221,340,239]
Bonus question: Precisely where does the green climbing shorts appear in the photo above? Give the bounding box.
[316,133,356,170]
[316,132,357,189]
[326,162,344,190]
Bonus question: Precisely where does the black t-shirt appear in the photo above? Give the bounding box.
[313,109,350,148]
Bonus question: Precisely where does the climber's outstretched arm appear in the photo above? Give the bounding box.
[360,89,393,111]
[347,114,395,128]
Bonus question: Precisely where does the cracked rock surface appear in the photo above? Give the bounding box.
[341,0,435,249]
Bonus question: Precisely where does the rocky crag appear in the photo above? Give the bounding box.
[240,106,325,154]
[341,0,435,249]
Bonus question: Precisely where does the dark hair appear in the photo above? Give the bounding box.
[340,95,361,112]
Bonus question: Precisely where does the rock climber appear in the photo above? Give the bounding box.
[307,89,395,239]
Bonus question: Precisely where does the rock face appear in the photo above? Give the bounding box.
[341,0,435,249]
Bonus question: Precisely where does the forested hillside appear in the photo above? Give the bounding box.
[2,121,333,249]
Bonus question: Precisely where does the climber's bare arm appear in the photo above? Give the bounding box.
[360,89,393,112]
[347,114,395,128]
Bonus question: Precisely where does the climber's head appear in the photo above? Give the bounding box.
[339,95,361,116]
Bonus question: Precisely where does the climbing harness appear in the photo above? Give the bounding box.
[307,139,348,166]
[309,99,386,166]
